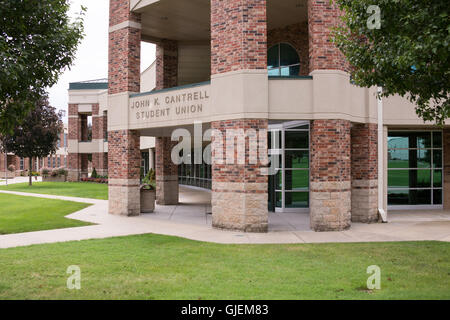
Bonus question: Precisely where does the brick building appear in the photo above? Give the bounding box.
[69,0,449,232]
[0,125,69,178]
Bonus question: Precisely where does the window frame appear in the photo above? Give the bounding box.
[267,43,301,77]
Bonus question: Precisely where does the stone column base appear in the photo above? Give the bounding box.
[351,179,378,223]
[67,170,79,182]
[310,181,351,232]
[212,182,268,233]
[156,176,179,205]
[108,179,140,216]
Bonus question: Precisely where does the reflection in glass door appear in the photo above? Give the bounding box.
[268,121,310,212]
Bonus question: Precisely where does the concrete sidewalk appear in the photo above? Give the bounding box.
[0,187,449,249]
[0,176,42,185]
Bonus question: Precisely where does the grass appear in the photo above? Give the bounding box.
[0,193,93,234]
[0,234,448,299]
[0,182,108,200]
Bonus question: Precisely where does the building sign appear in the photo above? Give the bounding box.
[128,84,211,129]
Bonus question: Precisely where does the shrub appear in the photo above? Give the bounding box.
[7,164,15,172]
[31,171,40,177]
[50,169,59,177]
[80,176,108,184]
[57,167,68,177]
[91,168,98,179]
[141,169,156,190]
[41,168,50,177]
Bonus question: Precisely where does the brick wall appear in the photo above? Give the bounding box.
[108,130,140,180]
[155,40,178,90]
[310,119,351,231]
[211,0,267,75]
[308,0,347,72]
[109,0,140,26]
[268,22,309,76]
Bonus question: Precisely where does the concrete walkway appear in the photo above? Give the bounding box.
[0,176,42,186]
[1,186,450,249]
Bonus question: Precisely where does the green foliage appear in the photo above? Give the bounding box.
[332,0,450,124]
[91,168,98,179]
[2,96,63,160]
[141,169,156,190]
[0,0,85,135]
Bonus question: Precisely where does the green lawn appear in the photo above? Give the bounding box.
[0,193,93,234]
[0,235,448,299]
[0,182,108,200]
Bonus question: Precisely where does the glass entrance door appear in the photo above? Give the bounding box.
[268,121,310,212]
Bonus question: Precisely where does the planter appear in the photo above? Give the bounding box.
[140,189,156,213]
[43,176,67,182]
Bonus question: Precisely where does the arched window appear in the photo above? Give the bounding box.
[268,43,300,77]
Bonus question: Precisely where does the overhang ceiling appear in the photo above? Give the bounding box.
[132,0,308,43]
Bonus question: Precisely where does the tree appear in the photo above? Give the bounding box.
[2,95,63,186]
[0,0,85,135]
[332,0,450,124]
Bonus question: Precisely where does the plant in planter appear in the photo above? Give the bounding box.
[41,167,50,178]
[57,167,68,178]
[140,169,156,213]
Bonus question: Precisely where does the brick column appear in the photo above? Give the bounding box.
[443,129,450,209]
[211,119,268,232]
[108,0,141,216]
[210,0,268,232]
[155,137,178,205]
[308,0,347,73]
[351,123,378,222]
[155,40,178,90]
[154,39,179,204]
[68,104,79,181]
[310,120,351,231]
[308,1,354,231]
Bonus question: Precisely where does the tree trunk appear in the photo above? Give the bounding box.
[29,157,32,186]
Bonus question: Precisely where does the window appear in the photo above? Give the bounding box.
[178,148,212,189]
[20,158,24,170]
[52,157,56,168]
[268,43,301,77]
[388,131,442,207]
[57,138,61,148]
[64,134,68,148]
[47,157,51,168]
[64,156,67,167]
[57,157,61,167]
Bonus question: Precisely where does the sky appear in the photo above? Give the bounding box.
[48,0,156,119]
